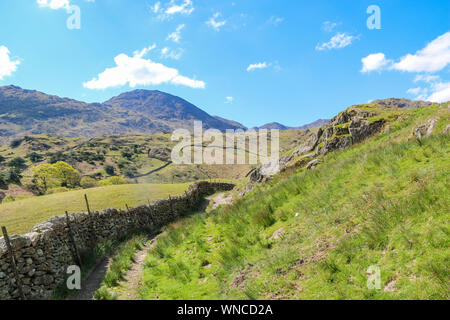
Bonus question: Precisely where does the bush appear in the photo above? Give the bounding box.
[7,157,26,170]
[9,139,22,148]
[0,155,5,163]
[4,168,22,185]
[98,176,127,186]
[2,195,15,203]
[104,165,115,176]
[80,176,98,189]
[27,152,43,163]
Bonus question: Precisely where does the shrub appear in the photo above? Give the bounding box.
[4,168,22,185]
[0,155,5,163]
[7,157,26,170]
[9,139,22,148]
[98,176,127,186]
[104,165,115,176]
[80,176,98,189]
[27,152,43,163]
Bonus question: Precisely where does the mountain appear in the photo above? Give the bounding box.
[0,86,246,142]
[256,119,329,131]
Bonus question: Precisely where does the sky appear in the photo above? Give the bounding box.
[0,0,449,128]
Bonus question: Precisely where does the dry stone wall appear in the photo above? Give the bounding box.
[0,182,234,300]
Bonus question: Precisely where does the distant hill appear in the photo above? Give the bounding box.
[256,119,329,131]
[0,86,246,143]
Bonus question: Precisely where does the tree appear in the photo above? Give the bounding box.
[4,168,22,185]
[52,161,81,188]
[31,163,55,192]
[7,157,26,170]
[31,161,81,192]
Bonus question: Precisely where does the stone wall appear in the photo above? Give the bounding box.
[0,182,234,300]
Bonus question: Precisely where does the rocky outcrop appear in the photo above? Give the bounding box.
[0,182,234,300]
[372,98,433,109]
[412,117,440,139]
[242,107,387,194]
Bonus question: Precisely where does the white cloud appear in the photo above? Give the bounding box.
[161,47,183,60]
[155,0,194,19]
[247,62,268,72]
[133,44,157,58]
[0,46,20,80]
[151,1,161,13]
[427,81,450,103]
[206,12,226,31]
[316,32,358,51]
[267,16,284,27]
[361,53,392,73]
[37,0,70,11]
[392,32,450,73]
[166,24,185,43]
[414,74,440,83]
[225,96,233,103]
[83,46,204,90]
[322,21,340,32]
[407,87,423,95]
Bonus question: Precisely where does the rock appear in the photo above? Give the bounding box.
[443,124,450,134]
[270,227,284,240]
[306,159,321,170]
[0,271,5,279]
[413,117,439,139]
[384,125,392,134]
[26,258,33,265]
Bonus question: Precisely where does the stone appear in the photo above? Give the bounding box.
[306,159,321,170]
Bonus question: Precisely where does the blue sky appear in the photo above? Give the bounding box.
[0,0,449,128]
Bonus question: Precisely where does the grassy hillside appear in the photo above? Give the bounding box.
[138,105,449,300]
[0,129,305,198]
[0,183,190,234]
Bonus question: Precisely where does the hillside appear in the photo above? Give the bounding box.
[134,102,449,300]
[0,86,246,143]
[0,129,308,202]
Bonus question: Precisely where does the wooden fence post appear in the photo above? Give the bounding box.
[84,194,95,245]
[1,226,26,300]
[65,211,82,267]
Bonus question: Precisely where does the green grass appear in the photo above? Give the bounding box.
[139,106,449,300]
[93,234,151,300]
[0,183,190,234]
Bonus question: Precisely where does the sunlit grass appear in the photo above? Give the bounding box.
[0,183,190,234]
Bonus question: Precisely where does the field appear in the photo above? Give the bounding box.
[0,183,190,234]
[136,106,450,300]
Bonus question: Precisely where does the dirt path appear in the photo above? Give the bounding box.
[208,192,233,211]
[70,257,111,300]
[69,192,233,300]
[115,239,157,300]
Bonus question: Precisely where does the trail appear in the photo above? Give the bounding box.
[69,192,233,300]
[115,238,157,300]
